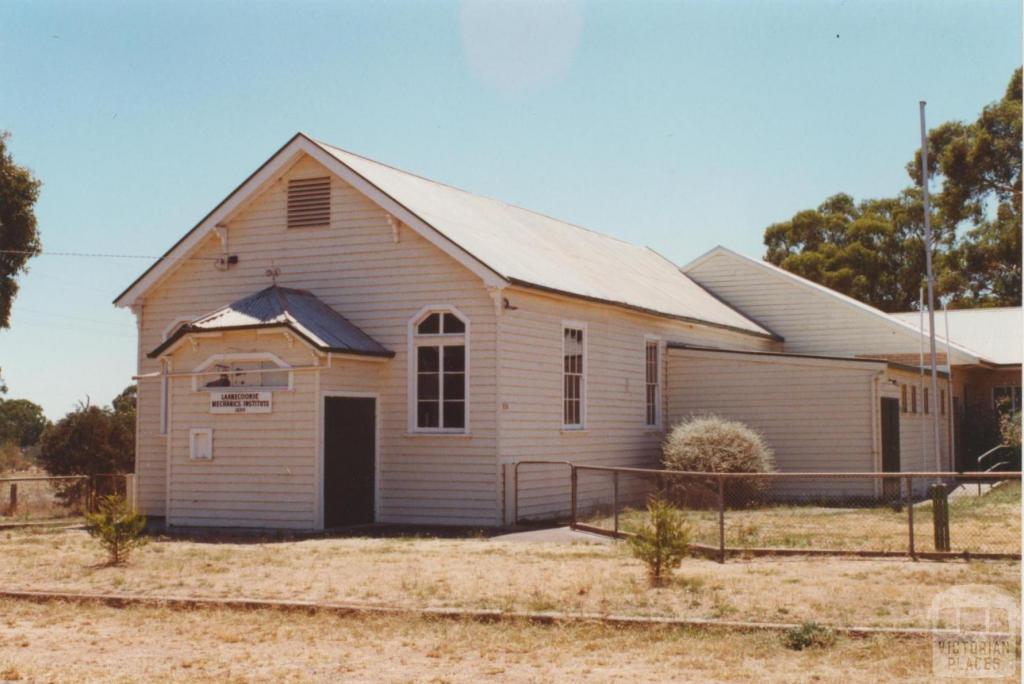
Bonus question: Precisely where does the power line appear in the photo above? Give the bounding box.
[13,307,135,328]
[0,249,219,261]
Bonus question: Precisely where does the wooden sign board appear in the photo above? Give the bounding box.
[210,390,273,414]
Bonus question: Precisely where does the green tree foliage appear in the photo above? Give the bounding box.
[913,68,1022,307]
[38,392,135,478]
[84,495,147,565]
[765,69,1021,311]
[0,132,42,328]
[0,398,49,447]
[626,497,690,587]
[112,384,137,415]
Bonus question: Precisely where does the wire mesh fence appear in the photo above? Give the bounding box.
[0,474,131,524]
[515,463,1021,561]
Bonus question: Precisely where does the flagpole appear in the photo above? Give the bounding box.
[919,101,943,476]
[919,288,926,468]
[943,302,957,469]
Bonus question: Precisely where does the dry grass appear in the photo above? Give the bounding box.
[590,481,1021,553]
[0,599,946,683]
[0,469,88,523]
[0,526,1017,629]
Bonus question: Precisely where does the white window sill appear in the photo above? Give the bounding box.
[405,431,473,438]
[560,427,587,434]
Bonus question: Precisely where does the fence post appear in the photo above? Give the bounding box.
[570,465,578,530]
[717,475,726,564]
[906,475,916,560]
[612,470,619,536]
[512,463,519,526]
[930,483,951,552]
[7,483,16,516]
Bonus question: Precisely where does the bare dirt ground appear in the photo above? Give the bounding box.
[1,526,1017,629]
[0,599,942,683]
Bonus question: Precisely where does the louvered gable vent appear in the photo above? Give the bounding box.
[287,177,331,228]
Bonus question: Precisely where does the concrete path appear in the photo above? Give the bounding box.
[491,526,614,544]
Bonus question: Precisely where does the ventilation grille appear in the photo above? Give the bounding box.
[287,177,331,228]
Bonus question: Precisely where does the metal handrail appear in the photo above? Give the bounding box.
[976,444,1013,469]
[512,460,573,525]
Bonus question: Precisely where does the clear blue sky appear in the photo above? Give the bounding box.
[1,0,1020,418]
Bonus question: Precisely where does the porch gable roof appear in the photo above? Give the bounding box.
[148,285,394,359]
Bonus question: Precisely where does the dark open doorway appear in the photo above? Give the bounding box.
[881,397,901,500]
[323,396,376,528]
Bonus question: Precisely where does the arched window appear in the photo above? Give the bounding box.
[411,308,468,432]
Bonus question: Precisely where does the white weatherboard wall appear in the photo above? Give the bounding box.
[135,154,499,527]
[165,331,317,528]
[501,288,779,521]
[666,348,883,498]
[685,250,971,361]
[882,367,952,474]
[665,349,952,499]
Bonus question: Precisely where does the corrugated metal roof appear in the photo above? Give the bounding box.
[890,307,1022,366]
[313,140,775,339]
[149,286,393,358]
[684,246,985,365]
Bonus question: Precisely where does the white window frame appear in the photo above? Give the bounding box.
[407,306,470,434]
[993,385,1022,413]
[191,352,294,392]
[562,321,587,430]
[189,427,213,461]
[644,336,662,428]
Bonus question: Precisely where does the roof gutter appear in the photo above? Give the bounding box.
[667,343,950,377]
[507,278,784,343]
[148,322,396,360]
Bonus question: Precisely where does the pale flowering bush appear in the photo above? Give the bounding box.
[662,414,775,474]
[662,415,775,505]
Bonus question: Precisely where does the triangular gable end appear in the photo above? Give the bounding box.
[114,133,508,309]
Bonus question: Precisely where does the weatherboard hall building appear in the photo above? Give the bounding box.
[116,133,989,531]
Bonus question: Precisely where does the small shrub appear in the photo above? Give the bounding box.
[663,414,775,473]
[85,495,147,565]
[626,497,690,587]
[662,414,775,505]
[782,622,837,650]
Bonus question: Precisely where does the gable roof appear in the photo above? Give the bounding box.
[682,246,986,365]
[115,133,775,341]
[890,307,1022,366]
[149,285,393,359]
